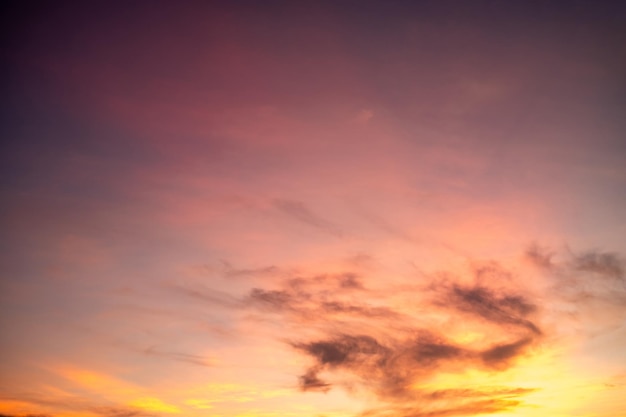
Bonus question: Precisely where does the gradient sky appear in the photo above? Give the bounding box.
[2,1,626,417]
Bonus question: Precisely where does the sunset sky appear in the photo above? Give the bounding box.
[2,1,626,416]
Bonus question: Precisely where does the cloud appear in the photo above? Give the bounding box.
[356,386,537,417]
[273,199,343,237]
[525,243,555,269]
[143,346,213,367]
[298,368,332,392]
[0,414,54,417]
[242,271,391,322]
[174,244,626,416]
[248,288,293,309]
[526,245,625,283]
[181,257,544,413]
[91,407,157,417]
[335,272,364,289]
[244,283,402,326]
[292,330,535,402]
[525,244,626,305]
[0,397,156,417]
[411,333,468,366]
[219,261,282,279]
[352,206,417,243]
[570,250,624,281]
[480,337,534,368]
[295,334,389,368]
[436,282,541,335]
[357,397,524,417]
[232,256,548,415]
[285,272,366,292]
[173,283,242,309]
[422,387,537,400]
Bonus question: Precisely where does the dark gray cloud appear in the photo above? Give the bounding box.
[442,283,541,335]
[480,337,533,368]
[242,271,396,322]
[295,334,389,368]
[292,330,536,402]
[411,334,468,367]
[571,250,624,281]
[245,285,402,324]
[298,367,332,392]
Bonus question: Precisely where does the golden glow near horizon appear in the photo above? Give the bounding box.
[2,2,626,417]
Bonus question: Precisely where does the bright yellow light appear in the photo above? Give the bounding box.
[185,398,214,409]
[129,397,181,413]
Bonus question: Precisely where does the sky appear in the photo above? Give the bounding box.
[1,1,626,416]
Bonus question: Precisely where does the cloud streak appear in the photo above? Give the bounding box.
[143,346,213,367]
[273,199,343,237]
[526,245,626,304]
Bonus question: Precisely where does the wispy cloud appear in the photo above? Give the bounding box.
[0,414,54,417]
[357,396,526,417]
[91,407,157,417]
[143,346,213,367]
[0,393,158,417]
[273,199,343,237]
[219,261,283,279]
[571,250,624,281]
[525,244,626,305]
[430,281,541,335]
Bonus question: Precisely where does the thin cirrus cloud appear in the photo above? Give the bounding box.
[526,244,626,305]
[272,199,344,237]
